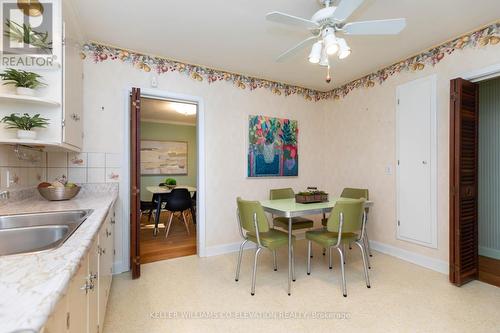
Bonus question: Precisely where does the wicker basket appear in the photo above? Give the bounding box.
[295,192,328,204]
[38,186,81,201]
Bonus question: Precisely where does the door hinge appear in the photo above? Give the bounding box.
[66,312,70,330]
[397,160,400,166]
[62,120,65,127]
[397,98,400,105]
[397,220,400,226]
[97,324,100,333]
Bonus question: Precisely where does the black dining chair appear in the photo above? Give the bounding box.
[165,188,193,238]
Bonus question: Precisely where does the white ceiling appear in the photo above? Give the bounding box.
[71,0,500,91]
[140,98,197,125]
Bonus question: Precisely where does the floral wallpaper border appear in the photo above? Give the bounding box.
[82,22,499,102]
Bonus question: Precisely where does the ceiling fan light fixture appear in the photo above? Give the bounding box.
[337,38,351,59]
[308,40,322,64]
[323,31,339,55]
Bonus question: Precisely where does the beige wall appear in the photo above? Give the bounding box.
[83,44,500,271]
[321,46,500,263]
[82,59,328,266]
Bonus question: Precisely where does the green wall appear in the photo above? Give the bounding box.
[140,121,197,201]
[478,77,500,260]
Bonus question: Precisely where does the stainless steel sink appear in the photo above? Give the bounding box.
[0,210,93,256]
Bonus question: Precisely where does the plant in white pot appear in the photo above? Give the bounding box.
[0,68,46,96]
[1,113,49,140]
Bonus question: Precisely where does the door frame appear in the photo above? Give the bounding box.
[449,62,500,285]
[122,87,206,273]
[395,74,438,248]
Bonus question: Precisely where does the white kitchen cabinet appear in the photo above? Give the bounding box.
[0,0,84,152]
[43,206,115,333]
[61,0,84,150]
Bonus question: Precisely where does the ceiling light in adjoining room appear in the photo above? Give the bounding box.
[337,38,351,59]
[323,29,339,55]
[308,41,322,64]
[172,102,197,116]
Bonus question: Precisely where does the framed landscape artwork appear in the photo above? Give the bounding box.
[141,140,188,175]
[248,115,298,177]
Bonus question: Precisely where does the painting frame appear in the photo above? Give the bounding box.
[247,115,299,178]
[140,140,188,176]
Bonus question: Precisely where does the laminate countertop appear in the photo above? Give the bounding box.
[0,185,118,333]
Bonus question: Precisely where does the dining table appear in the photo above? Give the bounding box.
[146,185,197,236]
[260,198,374,296]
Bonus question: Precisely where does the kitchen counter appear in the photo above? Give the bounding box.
[0,184,119,333]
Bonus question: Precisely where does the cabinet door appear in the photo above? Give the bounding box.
[61,10,83,149]
[88,240,99,333]
[43,295,68,333]
[66,259,88,333]
[98,215,114,329]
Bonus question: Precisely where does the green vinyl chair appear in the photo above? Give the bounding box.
[270,188,314,231]
[321,188,372,268]
[306,198,371,297]
[235,197,296,296]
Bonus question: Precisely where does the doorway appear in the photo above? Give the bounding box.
[449,74,500,287]
[139,96,198,264]
[129,88,205,279]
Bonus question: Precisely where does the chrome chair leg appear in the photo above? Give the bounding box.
[251,247,263,296]
[365,231,373,257]
[342,244,346,265]
[363,234,372,269]
[235,239,248,282]
[323,248,326,256]
[355,241,371,288]
[291,244,296,282]
[336,247,347,297]
[329,246,333,269]
[272,250,278,271]
[307,240,312,275]
[165,212,174,239]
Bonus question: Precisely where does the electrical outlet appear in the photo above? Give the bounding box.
[385,165,393,175]
[151,74,158,88]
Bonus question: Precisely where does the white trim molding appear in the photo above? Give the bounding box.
[370,240,448,274]
[460,62,500,82]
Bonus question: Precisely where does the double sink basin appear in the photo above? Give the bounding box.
[0,209,93,256]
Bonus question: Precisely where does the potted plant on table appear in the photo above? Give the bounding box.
[164,178,177,190]
[0,68,47,96]
[1,113,49,140]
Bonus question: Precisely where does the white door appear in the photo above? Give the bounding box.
[396,75,437,248]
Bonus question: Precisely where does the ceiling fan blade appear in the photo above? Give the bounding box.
[266,11,319,29]
[343,18,407,35]
[276,36,317,63]
[331,0,364,22]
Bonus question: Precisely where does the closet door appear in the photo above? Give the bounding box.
[396,75,437,248]
[449,78,479,286]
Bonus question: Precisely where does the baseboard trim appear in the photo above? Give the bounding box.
[369,240,448,274]
[479,246,500,260]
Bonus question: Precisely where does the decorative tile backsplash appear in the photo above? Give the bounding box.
[0,146,122,189]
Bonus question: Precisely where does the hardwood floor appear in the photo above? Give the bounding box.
[479,255,500,288]
[140,211,196,264]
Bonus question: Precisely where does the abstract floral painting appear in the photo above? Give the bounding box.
[248,115,298,177]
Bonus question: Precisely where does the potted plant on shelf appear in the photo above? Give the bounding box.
[0,68,47,96]
[1,113,49,140]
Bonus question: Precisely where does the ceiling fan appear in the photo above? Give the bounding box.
[266,0,406,82]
